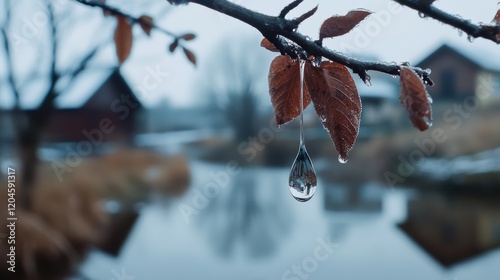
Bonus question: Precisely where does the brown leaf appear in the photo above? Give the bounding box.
[169,40,178,53]
[304,61,361,162]
[181,33,196,41]
[260,38,279,52]
[494,8,500,25]
[268,55,311,125]
[114,15,133,64]
[319,9,372,40]
[182,47,196,65]
[139,15,154,36]
[399,66,433,131]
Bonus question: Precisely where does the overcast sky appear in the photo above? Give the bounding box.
[1,0,499,108]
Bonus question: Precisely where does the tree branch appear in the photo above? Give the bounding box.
[1,0,20,108]
[35,1,59,124]
[75,0,179,39]
[187,0,432,84]
[395,0,500,44]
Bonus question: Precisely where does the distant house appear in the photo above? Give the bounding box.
[45,69,141,143]
[416,44,500,101]
[1,69,142,144]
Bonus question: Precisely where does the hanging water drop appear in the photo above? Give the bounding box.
[423,115,433,128]
[426,93,433,104]
[289,144,317,202]
[418,12,427,19]
[457,29,463,37]
[363,76,372,86]
[467,35,475,43]
[288,59,317,202]
[338,155,348,164]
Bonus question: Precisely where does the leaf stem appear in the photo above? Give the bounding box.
[299,60,306,145]
[74,0,179,39]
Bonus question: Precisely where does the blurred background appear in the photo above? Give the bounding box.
[1,0,500,279]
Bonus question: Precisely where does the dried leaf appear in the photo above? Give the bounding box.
[268,55,311,125]
[169,40,178,53]
[139,15,154,36]
[494,8,500,25]
[304,61,362,162]
[399,66,433,131]
[114,15,133,64]
[260,38,279,52]
[182,47,196,65]
[181,33,196,41]
[319,9,372,40]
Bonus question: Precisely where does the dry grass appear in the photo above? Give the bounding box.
[0,149,190,279]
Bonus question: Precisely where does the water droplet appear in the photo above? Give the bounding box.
[467,35,475,43]
[391,74,398,78]
[289,144,317,202]
[338,155,348,164]
[288,59,317,202]
[457,29,463,37]
[424,68,432,75]
[402,61,411,66]
[423,115,433,127]
[426,93,433,104]
[418,12,427,19]
[363,74,372,86]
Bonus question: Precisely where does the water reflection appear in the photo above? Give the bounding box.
[78,162,500,280]
[324,183,384,213]
[198,168,293,258]
[399,192,500,267]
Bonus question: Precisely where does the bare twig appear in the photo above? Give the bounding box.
[395,0,500,44]
[59,45,102,93]
[74,0,179,38]
[1,0,20,107]
[279,0,304,18]
[35,1,59,121]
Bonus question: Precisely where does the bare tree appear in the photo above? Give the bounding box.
[1,0,102,207]
[1,0,193,208]
[200,36,271,141]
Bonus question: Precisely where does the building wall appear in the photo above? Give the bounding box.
[418,51,479,101]
[41,109,134,143]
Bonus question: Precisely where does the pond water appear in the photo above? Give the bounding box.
[78,161,500,280]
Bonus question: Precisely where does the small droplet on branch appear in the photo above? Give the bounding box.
[418,12,427,19]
